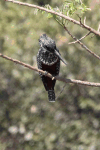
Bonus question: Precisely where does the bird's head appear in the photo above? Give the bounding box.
[39,34,67,66]
[39,34,57,53]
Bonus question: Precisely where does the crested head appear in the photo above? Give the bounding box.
[39,34,56,53]
[38,34,67,66]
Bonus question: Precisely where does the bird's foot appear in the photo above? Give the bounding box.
[44,71,48,75]
[44,71,55,80]
[52,77,55,80]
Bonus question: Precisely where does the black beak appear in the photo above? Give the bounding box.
[54,49,67,66]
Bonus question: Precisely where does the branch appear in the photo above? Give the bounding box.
[68,31,91,45]
[97,23,100,32]
[0,53,100,87]
[6,0,100,36]
[56,83,66,100]
[64,26,100,61]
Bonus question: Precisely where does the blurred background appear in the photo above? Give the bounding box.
[0,0,100,149]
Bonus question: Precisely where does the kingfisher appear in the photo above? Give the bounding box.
[37,34,67,102]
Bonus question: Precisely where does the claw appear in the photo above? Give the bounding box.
[44,71,48,75]
[52,77,55,80]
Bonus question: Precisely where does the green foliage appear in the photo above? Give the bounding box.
[0,0,100,150]
[44,1,91,17]
[64,0,91,15]
[35,1,91,28]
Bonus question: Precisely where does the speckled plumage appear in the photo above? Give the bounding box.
[37,34,67,102]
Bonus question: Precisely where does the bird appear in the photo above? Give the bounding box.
[37,34,67,102]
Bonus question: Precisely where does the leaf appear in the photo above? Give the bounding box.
[75,0,80,3]
[47,13,53,18]
[34,9,38,15]
[42,11,46,15]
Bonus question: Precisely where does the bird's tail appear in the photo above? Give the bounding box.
[48,90,55,102]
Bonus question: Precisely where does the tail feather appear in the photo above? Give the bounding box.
[48,90,55,102]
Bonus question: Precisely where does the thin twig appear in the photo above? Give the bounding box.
[56,83,66,100]
[84,16,86,25]
[98,23,100,32]
[80,0,82,5]
[64,26,100,61]
[90,23,100,38]
[68,31,91,44]
[0,53,54,79]
[0,52,100,87]
[5,0,100,36]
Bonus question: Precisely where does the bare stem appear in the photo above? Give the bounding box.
[68,31,91,45]
[0,52,100,87]
[64,26,100,61]
[5,0,100,36]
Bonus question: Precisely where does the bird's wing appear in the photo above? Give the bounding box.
[37,51,49,91]
[37,51,60,91]
[54,59,60,76]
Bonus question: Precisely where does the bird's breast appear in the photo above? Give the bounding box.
[40,51,58,66]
